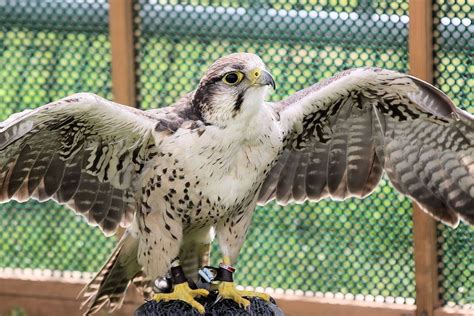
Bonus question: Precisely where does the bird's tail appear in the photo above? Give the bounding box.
[80,232,146,315]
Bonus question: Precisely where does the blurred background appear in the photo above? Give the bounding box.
[0,1,472,315]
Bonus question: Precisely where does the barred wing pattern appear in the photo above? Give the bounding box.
[0,93,158,235]
[258,68,474,227]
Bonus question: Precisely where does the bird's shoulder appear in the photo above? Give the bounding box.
[146,92,208,135]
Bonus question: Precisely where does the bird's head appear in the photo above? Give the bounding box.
[192,53,275,126]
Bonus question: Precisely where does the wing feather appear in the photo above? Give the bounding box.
[257,150,291,204]
[326,95,352,199]
[259,67,473,227]
[101,188,125,233]
[90,182,113,225]
[347,98,376,196]
[305,145,329,200]
[27,141,56,198]
[56,149,83,202]
[8,144,37,199]
[0,93,159,235]
[276,150,302,204]
[44,151,66,198]
[74,171,100,214]
[291,150,310,202]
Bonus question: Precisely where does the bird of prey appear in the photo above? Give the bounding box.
[0,53,473,314]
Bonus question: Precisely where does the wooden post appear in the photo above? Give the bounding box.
[409,0,433,82]
[412,204,440,316]
[409,1,440,316]
[108,0,136,239]
[109,0,136,107]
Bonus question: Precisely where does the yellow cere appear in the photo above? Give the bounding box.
[248,68,262,83]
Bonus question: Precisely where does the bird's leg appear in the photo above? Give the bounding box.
[216,256,270,309]
[153,259,209,314]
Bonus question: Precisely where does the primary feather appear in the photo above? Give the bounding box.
[259,67,474,227]
[0,93,157,235]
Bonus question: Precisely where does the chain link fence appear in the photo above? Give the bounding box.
[0,0,116,276]
[433,0,473,309]
[0,0,472,310]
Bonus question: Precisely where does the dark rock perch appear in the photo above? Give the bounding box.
[134,292,285,316]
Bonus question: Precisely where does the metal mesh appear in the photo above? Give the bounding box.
[0,0,116,276]
[134,0,415,304]
[433,0,474,309]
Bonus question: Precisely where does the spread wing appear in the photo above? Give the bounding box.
[258,68,474,227]
[0,93,158,235]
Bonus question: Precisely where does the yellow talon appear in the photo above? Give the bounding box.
[153,282,208,314]
[217,281,270,309]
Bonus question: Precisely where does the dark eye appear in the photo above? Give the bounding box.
[224,73,238,83]
[222,72,243,85]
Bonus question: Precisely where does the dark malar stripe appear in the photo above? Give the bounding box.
[233,91,245,113]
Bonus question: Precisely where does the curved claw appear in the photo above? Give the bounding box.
[238,289,271,302]
[217,281,270,309]
[153,283,209,314]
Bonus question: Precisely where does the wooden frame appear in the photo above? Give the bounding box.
[109,0,136,107]
[0,275,140,316]
[1,274,472,316]
[108,0,136,238]
[409,1,441,316]
[0,1,472,316]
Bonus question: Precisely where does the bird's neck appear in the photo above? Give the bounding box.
[225,101,275,144]
[192,87,269,130]
[175,105,281,206]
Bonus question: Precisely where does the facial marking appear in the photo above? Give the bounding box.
[233,91,245,114]
[192,53,270,124]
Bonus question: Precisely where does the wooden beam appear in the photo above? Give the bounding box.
[109,0,136,107]
[408,0,433,82]
[0,275,419,316]
[108,0,136,239]
[434,307,474,316]
[409,1,440,316]
[0,276,143,316]
[412,204,440,316]
[2,275,472,316]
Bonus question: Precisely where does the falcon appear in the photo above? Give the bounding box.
[0,53,473,315]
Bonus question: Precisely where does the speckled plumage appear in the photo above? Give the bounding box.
[0,53,473,315]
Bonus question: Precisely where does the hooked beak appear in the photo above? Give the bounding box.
[260,70,276,90]
[248,68,276,90]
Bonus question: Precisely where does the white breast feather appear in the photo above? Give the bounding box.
[159,105,282,206]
